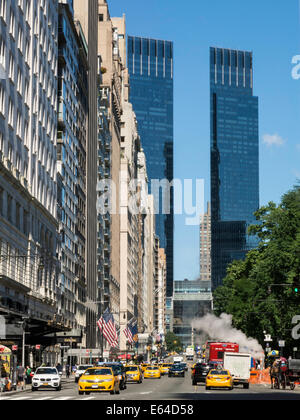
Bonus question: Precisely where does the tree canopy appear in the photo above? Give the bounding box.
[165,332,183,352]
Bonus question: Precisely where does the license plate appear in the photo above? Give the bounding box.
[43,383,49,386]
[92,385,99,389]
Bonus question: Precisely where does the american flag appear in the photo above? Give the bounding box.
[124,319,138,344]
[97,309,119,348]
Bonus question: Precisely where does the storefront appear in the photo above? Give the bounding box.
[0,345,16,391]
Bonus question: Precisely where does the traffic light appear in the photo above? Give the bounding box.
[294,287,299,294]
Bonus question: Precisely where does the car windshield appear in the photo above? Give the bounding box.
[78,366,92,371]
[210,370,229,376]
[36,368,57,375]
[126,367,138,372]
[148,367,159,371]
[84,369,112,376]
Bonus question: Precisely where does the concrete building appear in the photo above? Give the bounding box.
[97,0,125,318]
[200,202,211,282]
[97,61,112,344]
[119,102,141,351]
[154,247,167,336]
[143,194,156,336]
[74,0,99,348]
[57,0,88,337]
[0,0,64,362]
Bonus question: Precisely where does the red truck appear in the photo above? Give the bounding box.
[205,342,239,365]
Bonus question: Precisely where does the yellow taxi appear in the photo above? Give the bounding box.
[141,363,150,373]
[78,367,120,395]
[125,365,143,384]
[144,365,161,379]
[159,363,172,376]
[205,369,233,391]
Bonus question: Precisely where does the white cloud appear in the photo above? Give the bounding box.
[263,133,286,147]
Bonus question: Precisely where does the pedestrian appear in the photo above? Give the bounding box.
[25,366,32,385]
[66,364,70,379]
[56,363,63,374]
[16,365,25,390]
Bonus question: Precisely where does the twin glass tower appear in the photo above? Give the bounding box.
[210,47,260,290]
[127,41,259,295]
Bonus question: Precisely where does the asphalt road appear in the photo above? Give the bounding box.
[1,373,300,401]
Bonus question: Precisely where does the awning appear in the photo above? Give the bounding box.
[0,345,11,355]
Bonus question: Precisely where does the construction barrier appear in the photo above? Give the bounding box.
[250,368,271,385]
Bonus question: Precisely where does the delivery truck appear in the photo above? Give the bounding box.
[186,346,194,361]
[223,352,252,389]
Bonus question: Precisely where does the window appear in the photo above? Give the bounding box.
[16,111,22,136]
[8,53,14,81]
[98,14,103,22]
[0,186,4,216]
[17,67,22,93]
[9,8,15,37]
[16,202,20,230]
[0,83,5,115]
[0,36,5,68]
[23,209,28,235]
[8,98,14,126]
[0,0,6,19]
[7,194,12,223]
[17,25,23,51]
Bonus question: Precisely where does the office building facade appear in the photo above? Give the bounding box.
[74,0,99,348]
[173,280,212,348]
[210,47,259,290]
[57,0,88,334]
[200,202,211,282]
[0,0,64,362]
[127,36,174,298]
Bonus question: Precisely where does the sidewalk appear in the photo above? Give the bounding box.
[0,377,74,397]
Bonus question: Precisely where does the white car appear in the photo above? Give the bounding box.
[75,365,93,383]
[32,367,62,391]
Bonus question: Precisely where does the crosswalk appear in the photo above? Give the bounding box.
[0,394,96,401]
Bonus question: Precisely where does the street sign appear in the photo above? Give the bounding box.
[12,345,18,351]
[264,334,273,342]
[35,345,41,350]
[278,341,285,348]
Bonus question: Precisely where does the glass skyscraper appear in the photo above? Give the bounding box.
[127,36,174,297]
[210,47,259,290]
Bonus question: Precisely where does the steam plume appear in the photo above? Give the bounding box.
[191,313,264,360]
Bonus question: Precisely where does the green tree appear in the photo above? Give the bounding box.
[165,332,183,352]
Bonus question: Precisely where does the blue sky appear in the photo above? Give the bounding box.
[110,0,300,280]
